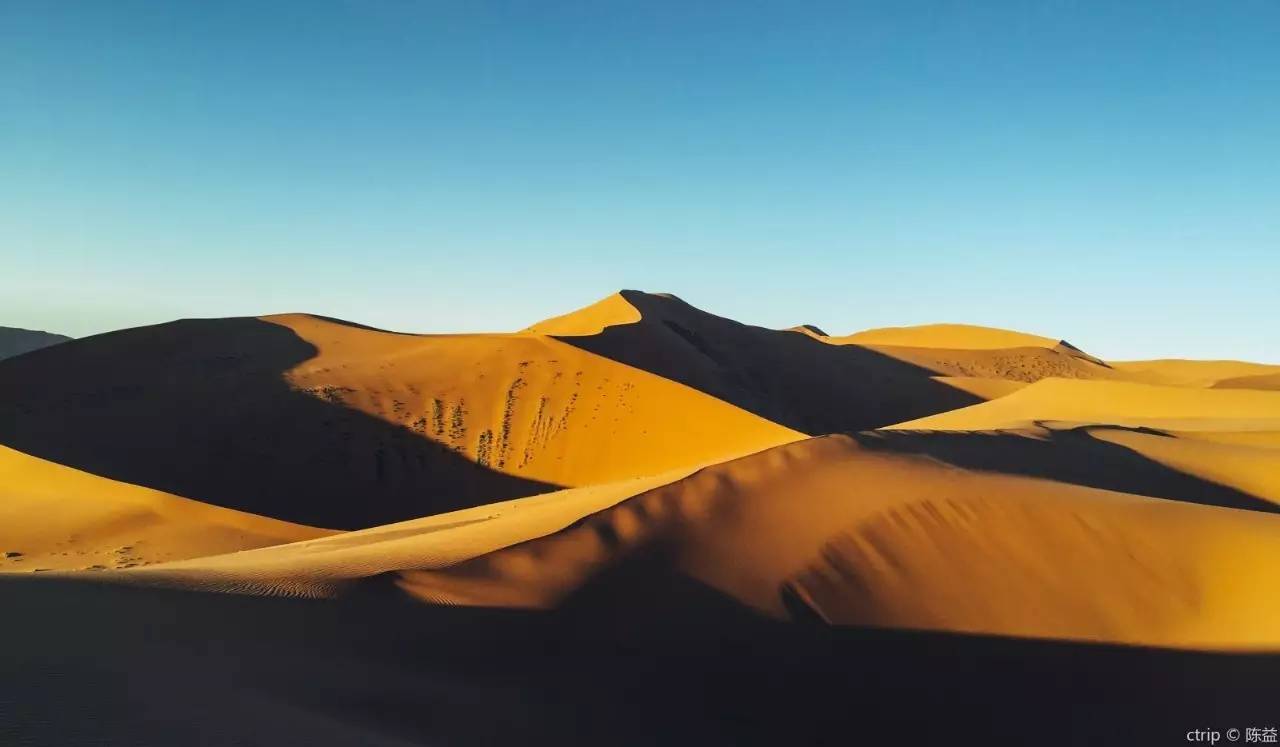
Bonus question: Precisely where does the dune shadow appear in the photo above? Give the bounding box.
[3,573,1277,746]
[853,427,1280,514]
[0,318,559,529]
[552,291,981,433]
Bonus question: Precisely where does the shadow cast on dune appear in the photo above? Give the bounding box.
[0,318,560,529]
[552,291,982,433]
[855,427,1280,514]
[3,573,1276,746]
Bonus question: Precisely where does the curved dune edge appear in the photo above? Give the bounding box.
[886,378,1280,432]
[93,464,733,597]
[0,445,332,573]
[394,434,1280,650]
[1089,428,1280,506]
[521,292,643,336]
[835,323,1061,350]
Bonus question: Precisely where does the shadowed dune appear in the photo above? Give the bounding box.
[0,444,331,572]
[0,326,71,361]
[0,318,559,529]
[889,377,1280,432]
[2,573,1276,747]
[851,427,1280,514]
[542,290,982,433]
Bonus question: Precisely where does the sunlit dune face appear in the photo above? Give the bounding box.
[265,313,801,490]
[0,445,331,573]
[836,322,1061,350]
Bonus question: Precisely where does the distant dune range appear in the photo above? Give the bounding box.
[0,325,70,361]
[3,291,1280,745]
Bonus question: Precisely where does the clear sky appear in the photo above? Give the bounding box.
[2,1,1277,361]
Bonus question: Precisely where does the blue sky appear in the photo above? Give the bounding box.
[2,1,1277,361]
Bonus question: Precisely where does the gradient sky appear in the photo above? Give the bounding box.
[2,1,1277,361]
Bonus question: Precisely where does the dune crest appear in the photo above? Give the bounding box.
[838,322,1058,349]
[522,292,643,336]
[394,434,1280,648]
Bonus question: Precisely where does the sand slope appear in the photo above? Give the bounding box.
[0,325,70,361]
[888,378,1280,432]
[272,314,800,491]
[394,434,1280,648]
[119,469,697,596]
[0,444,329,573]
[1114,359,1280,388]
[1215,371,1280,391]
[837,322,1061,349]
[862,342,1118,383]
[1091,428,1280,506]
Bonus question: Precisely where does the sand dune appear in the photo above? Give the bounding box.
[0,325,70,361]
[117,469,698,596]
[1114,359,1280,388]
[862,343,1118,383]
[4,293,1279,744]
[522,292,643,335]
[536,290,983,433]
[394,434,1280,648]
[1215,371,1280,391]
[0,444,329,573]
[1090,428,1280,506]
[888,378,1280,432]
[932,375,1030,400]
[271,313,800,491]
[0,311,797,528]
[837,322,1062,350]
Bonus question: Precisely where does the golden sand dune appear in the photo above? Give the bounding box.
[0,310,796,528]
[932,375,1030,400]
[888,378,1280,432]
[119,469,698,596]
[1113,359,1280,388]
[837,322,1062,350]
[863,343,1118,383]
[521,292,643,335]
[1090,428,1280,506]
[0,444,329,573]
[829,322,1120,383]
[272,313,799,491]
[535,291,983,432]
[1215,371,1280,391]
[394,434,1280,648]
[4,295,1280,745]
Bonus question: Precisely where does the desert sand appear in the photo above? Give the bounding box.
[3,291,1279,745]
[0,444,330,572]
